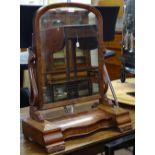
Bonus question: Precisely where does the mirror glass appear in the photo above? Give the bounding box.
[39,7,100,104]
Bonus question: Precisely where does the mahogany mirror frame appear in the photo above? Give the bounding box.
[29,2,108,111]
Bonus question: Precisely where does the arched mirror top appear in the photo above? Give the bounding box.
[31,3,106,110]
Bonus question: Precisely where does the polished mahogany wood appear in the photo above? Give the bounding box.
[21,103,135,155]
[22,3,132,154]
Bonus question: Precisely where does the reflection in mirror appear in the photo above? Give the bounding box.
[39,7,100,104]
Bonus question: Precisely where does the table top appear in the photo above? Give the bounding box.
[106,78,135,106]
[20,104,134,155]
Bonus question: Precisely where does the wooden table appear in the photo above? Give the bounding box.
[20,105,134,155]
[106,78,135,106]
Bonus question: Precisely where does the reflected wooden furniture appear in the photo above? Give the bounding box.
[40,10,89,77]
[22,3,132,154]
[21,104,134,155]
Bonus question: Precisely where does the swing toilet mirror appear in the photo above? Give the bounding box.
[29,3,106,114]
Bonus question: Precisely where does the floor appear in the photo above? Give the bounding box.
[97,147,133,155]
[115,148,133,155]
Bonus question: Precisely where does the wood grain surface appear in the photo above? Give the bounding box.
[20,104,134,155]
[106,78,135,106]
